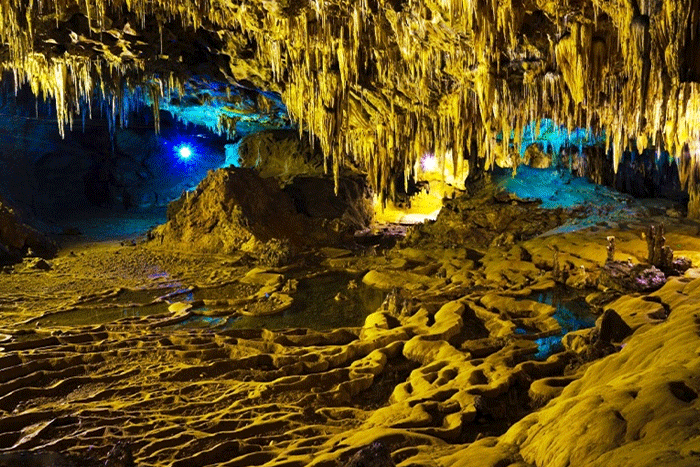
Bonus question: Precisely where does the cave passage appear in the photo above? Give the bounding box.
[1,91,700,467]
[3,0,700,463]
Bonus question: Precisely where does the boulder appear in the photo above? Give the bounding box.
[152,167,372,254]
[598,261,666,292]
[0,195,57,265]
[596,309,632,344]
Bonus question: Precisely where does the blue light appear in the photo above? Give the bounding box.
[178,145,193,159]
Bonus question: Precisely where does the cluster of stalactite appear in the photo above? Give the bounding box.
[2,0,700,209]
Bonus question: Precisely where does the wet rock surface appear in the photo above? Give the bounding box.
[1,188,700,467]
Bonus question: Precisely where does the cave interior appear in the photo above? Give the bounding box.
[1,1,700,466]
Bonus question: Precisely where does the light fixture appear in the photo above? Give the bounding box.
[421,153,438,172]
[178,145,193,160]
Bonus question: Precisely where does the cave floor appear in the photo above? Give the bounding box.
[2,195,700,466]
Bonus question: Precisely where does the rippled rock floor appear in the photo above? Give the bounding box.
[1,188,700,467]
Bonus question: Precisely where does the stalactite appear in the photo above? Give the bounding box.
[1,0,700,209]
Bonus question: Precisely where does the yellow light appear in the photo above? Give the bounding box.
[421,153,438,172]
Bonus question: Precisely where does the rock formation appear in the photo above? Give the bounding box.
[4,1,700,467]
[0,196,57,265]
[236,129,328,183]
[151,166,372,255]
[3,0,700,210]
[2,176,700,467]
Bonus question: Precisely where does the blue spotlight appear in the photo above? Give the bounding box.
[178,145,193,160]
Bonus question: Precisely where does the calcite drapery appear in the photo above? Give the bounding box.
[2,0,700,207]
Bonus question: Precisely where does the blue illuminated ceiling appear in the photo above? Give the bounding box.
[155,78,292,137]
[0,77,294,221]
[517,120,605,157]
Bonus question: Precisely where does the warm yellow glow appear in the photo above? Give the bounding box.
[3,0,700,211]
[374,192,444,225]
[420,153,439,173]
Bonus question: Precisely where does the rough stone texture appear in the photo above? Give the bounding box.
[598,261,667,293]
[256,238,295,268]
[0,95,231,218]
[647,223,674,270]
[6,0,700,209]
[522,144,552,169]
[0,196,57,265]
[345,442,395,467]
[0,442,134,467]
[284,175,373,234]
[235,128,374,239]
[404,186,573,250]
[5,193,700,467]
[152,167,372,254]
[152,167,304,254]
[670,256,693,275]
[237,129,327,183]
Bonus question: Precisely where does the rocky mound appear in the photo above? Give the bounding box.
[404,185,576,251]
[0,196,57,265]
[151,167,372,255]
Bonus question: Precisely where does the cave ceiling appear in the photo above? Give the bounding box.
[2,0,700,201]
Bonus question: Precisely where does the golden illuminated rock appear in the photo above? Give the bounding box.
[2,0,700,209]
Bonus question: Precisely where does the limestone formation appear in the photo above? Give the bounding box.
[596,308,633,344]
[3,184,700,467]
[522,144,552,169]
[643,223,693,275]
[4,1,700,467]
[4,0,700,208]
[599,261,667,293]
[151,167,305,254]
[151,166,372,255]
[404,186,574,251]
[606,236,616,262]
[236,129,328,183]
[647,223,673,270]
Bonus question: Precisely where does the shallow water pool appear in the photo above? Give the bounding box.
[522,288,596,359]
[188,272,386,331]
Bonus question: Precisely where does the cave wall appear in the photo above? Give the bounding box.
[0,88,228,223]
[2,0,700,211]
[555,144,687,208]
